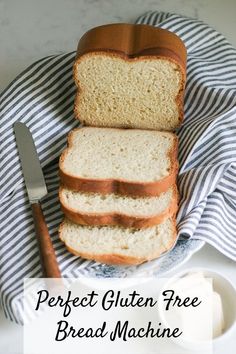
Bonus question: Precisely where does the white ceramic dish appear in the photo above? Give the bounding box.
[158,267,236,351]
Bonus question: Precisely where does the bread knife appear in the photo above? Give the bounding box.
[14,122,61,278]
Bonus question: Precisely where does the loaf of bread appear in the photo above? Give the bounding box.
[59,185,178,228]
[74,23,186,131]
[58,24,184,265]
[59,127,178,197]
[59,217,177,265]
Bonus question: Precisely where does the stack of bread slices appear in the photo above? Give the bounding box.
[58,23,187,265]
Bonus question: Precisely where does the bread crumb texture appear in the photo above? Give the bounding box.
[61,187,174,217]
[60,218,176,262]
[62,128,176,182]
[74,54,183,130]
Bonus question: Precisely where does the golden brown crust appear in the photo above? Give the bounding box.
[73,24,187,128]
[59,185,179,228]
[59,127,179,197]
[58,217,178,266]
[75,24,187,67]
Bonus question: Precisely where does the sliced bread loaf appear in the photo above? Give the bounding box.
[59,127,178,197]
[74,24,186,130]
[59,217,177,265]
[59,186,178,228]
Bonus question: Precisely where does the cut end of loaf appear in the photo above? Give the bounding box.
[74,53,184,130]
[59,218,177,265]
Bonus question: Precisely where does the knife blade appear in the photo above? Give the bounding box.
[14,122,61,278]
[13,122,47,203]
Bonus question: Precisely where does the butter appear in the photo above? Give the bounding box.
[170,272,224,340]
[212,291,225,338]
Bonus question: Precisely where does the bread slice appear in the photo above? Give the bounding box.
[74,24,186,131]
[59,185,178,228]
[59,127,178,197]
[59,217,177,265]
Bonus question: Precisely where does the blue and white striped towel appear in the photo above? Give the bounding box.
[0,12,236,323]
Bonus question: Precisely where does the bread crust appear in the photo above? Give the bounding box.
[73,24,187,129]
[58,218,177,265]
[59,127,179,197]
[59,185,178,228]
[75,24,187,66]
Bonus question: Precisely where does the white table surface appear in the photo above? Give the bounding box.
[0,1,236,353]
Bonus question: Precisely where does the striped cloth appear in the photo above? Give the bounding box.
[0,11,236,323]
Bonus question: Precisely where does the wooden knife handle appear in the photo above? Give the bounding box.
[31,203,61,278]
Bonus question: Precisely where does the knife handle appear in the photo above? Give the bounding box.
[31,203,61,278]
